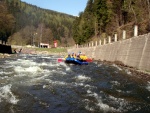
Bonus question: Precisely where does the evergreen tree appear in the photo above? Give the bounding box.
[72,0,95,44]
[82,0,95,42]
[93,0,110,35]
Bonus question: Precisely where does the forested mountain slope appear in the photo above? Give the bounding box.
[0,0,75,47]
[72,0,150,45]
[1,0,150,47]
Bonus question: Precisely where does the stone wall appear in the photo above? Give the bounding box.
[68,33,150,71]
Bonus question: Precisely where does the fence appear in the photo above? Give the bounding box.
[68,25,150,71]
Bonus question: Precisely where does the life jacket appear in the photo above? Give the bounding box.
[80,55,84,60]
[83,55,88,60]
[65,54,71,59]
[79,55,88,60]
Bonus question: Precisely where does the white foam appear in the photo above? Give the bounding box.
[0,84,19,104]
[48,62,58,67]
[125,69,132,75]
[146,81,150,91]
[0,71,4,75]
[8,59,36,66]
[14,66,43,76]
[43,85,47,89]
[40,56,53,59]
[57,70,66,75]
[0,76,9,80]
[46,79,67,86]
[110,81,120,86]
[66,67,71,71]
[74,83,84,86]
[75,75,91,82]
[85,104,95,112]
[28,73,51,85]
[97,64,103,67]
[40,62,48,66]
[112,64,122,71]
[86,90,116,112]
[108,95,128,112]
[0,71,14,75]
[84,84,96,89]
[58,62,71,71]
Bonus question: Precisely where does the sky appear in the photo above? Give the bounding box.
[21,0,88,16]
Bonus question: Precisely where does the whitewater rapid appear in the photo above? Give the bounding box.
[0,54,150,113]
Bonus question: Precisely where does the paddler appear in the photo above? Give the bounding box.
[76,52,82,60]
[65,53,71,59]
[82,53,88,61]
[71,53,76,58]
[80,53,88,61]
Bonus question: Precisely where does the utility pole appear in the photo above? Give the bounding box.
[39,25,43,48]
[33,32,37,46]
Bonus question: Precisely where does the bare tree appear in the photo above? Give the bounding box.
[147,0,150,22]
[129,0,137,24]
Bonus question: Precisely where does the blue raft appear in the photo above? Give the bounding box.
[65,57,88,65]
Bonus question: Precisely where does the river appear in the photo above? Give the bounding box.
[0,54,150,113]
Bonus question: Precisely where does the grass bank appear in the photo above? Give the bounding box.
[11,45,68,55]
[35,47,67,53]
[33,47,68,56]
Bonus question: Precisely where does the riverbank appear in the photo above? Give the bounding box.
[97,60,150,82]
[13,46,67,56]
[0,47,67,58]
[0,53,11,58]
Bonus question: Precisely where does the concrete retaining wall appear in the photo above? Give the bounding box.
[68,33,150,71]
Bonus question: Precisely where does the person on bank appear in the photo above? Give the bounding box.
[19,48,22,53]
[14,49,17,53]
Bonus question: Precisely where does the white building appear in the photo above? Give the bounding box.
[40,43,50,48]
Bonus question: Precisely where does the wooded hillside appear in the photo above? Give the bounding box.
[1,0,150,47]
[72,0,150,45]
[0,0,75,47]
